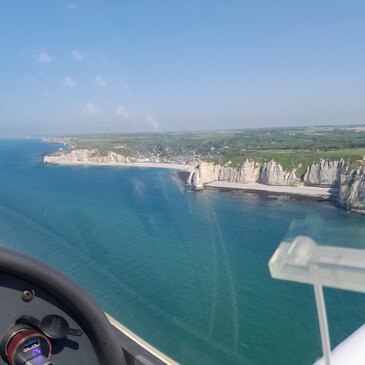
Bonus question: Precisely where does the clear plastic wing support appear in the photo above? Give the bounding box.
[269,236,365,365]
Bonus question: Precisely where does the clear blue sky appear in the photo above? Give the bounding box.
[1,1,365,136]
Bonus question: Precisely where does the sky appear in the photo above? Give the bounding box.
[1,0,365,136]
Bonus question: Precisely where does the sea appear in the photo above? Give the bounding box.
[1,139,365,365]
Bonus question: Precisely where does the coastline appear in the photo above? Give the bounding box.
[44,160,192,171]
[43,154,338,200]
[46,159,335,199]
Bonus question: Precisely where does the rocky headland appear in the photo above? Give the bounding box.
[187,159,365,214]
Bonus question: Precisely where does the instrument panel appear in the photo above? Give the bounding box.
[0,246,175,365]
[0,272,99,365]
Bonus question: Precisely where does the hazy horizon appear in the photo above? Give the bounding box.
[1,1,365,137]
[3,122,365,139]
[1,123,353,140]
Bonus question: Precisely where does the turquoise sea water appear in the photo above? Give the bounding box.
[1,140,365,364]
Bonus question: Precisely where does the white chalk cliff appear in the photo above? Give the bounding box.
[260,160,298,186]
[187,160,262,186]
[338,167,365,214]
[188,160,297,187]
[44,149,131,164]
[303,159,345,186]
[187,158,365,214]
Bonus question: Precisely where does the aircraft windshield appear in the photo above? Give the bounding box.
[1,2,365,365]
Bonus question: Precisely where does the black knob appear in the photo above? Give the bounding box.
[40,315,82,339]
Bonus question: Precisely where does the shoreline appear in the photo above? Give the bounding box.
[46,159,336,199]
[44,157,337,200]
[205,181,336,198]
[44,160,192,171]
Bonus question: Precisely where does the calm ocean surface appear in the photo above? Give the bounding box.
[1,140,365,364]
